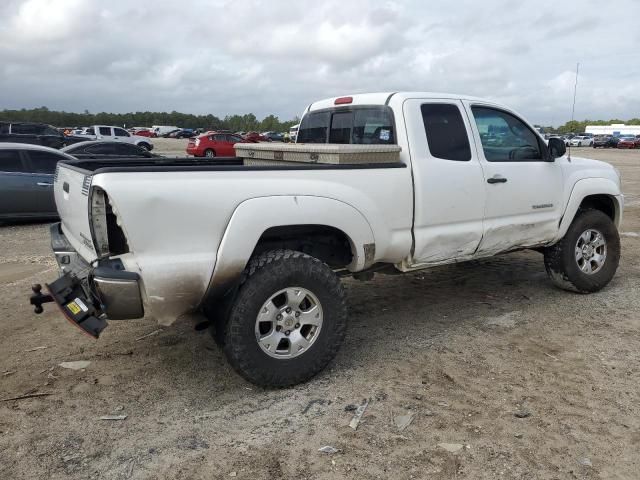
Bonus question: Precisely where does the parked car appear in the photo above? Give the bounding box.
[35,92,623,388]
[152,126,180,137]
[243,131,271,142]
[76,125,154,151]
[0,122,66,149]
[0,143,76,220]
[132,128,155,138]
[61,141,156,157]
[617,135,639,149]
[569,135,594,147]
[593,135,620,148]
[262,131,285,142]
[186,132,247,157]
[168,129,194,139]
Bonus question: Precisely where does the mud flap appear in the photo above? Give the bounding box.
[46,274,107,338]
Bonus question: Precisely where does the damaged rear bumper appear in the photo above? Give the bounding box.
[30,223,144,337]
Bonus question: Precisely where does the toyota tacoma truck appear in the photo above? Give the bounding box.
[31,92,624,387]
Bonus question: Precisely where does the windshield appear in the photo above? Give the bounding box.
[297,106,395,144]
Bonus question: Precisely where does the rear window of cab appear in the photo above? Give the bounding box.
[297,106,395,144]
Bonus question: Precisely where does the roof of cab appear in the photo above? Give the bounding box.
[306,92,492,112]
[0,142,77,159]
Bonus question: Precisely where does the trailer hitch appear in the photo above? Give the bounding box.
[30,284,53,314]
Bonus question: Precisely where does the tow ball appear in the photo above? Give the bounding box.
[30,284,53,314]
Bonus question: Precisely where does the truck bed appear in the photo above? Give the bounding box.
[59,156,405,174]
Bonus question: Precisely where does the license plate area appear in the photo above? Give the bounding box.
[47,274,107,338]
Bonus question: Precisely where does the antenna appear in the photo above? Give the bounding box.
[570,62,579,123]
[567,62,579,161]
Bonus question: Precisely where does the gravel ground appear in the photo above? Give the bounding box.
[1,147,639,479]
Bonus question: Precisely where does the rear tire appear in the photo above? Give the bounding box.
[204,149,215,157]
[544,209,620,293]
[222,249,347,387]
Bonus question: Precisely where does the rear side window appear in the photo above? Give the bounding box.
[114,143,142,155]
[11,123,40,135]
[114,128,129,137]
[99,127,112,136]
[43,126,60,136]
[421,104,471,161]
[86,143,117,154]
[0,150,25,172]
[298,107,395,144]
[28,150,67,174]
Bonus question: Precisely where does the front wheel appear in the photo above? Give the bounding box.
[223,250,347,387]
[204,148,215,157]
[139,143,151,151]
[544,209,620,293]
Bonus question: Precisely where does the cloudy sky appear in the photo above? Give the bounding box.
[1,0,639,126]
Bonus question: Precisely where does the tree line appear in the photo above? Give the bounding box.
[0,106,300,132]
[538,118,640,134]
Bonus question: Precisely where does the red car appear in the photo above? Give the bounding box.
[243,131,272,142]
[132,129,156,138]
[186,131,247,157]
[617,136,639,149]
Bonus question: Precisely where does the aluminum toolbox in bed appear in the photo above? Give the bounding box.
[235,143,401,166]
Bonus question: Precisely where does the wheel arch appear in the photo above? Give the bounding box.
[556,178,623,241]
[202,195,375,303]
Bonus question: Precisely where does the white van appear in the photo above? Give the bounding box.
[289,124,299,142]
[152,125,180,137]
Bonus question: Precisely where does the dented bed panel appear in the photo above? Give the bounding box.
[88,166,414,324]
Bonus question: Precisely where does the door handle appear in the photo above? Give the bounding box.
[487,176,507,184]
[37,182,53,186]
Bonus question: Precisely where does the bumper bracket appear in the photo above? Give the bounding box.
[45,274,107,338]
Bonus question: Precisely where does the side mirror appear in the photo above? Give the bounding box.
[548,137,566,161]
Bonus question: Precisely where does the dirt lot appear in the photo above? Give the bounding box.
[1,147,639,479]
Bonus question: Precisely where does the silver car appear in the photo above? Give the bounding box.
[0,143,76,221]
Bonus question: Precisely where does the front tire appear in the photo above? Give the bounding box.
[223,250,347,387]
[139,142,151,151]
[544,209,620,293]
[204,149,215,157]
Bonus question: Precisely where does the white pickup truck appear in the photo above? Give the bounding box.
[31,92,623,387]
[77,125,154,151]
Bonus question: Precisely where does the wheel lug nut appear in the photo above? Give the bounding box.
[276,314,282,320]
[285,330,290,336]
[295,311,300,317]
[295,323,300,329]
[276,325,281,331]
[286,307,292,313]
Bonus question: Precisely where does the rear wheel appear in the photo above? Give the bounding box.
[204,149,215,157]
[544,209,620,293]
[222,249,347,387]
[139,142,151,151]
